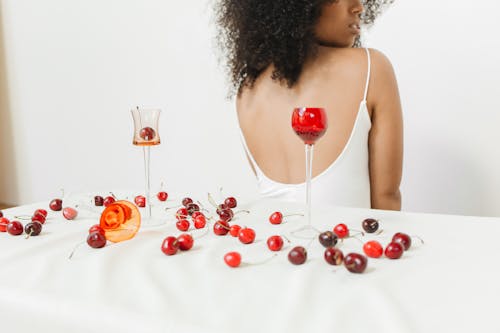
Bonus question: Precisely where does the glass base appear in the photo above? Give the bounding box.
[290,224,321,239]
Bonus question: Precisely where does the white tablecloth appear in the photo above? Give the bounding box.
[1,196,499,333]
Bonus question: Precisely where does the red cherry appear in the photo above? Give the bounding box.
[213,220,230,236]
[176,219,190,232]
[25,222,42,237]
[344,253,368,273]
[218,208,233,222]
[134,195,146,208]
[177,234,194,251]
[333,223,349,238]
[87,232,106,248]
[103,196,115,207]
[176,208,188,220]
[269,211,283,225]
[157,191,168,201]
[0,217,11,232]
[7,221,23,236]
[62,207,78,220]
[181,197,193,207]
[267,235,284,251]
[363,240,383,258]
[229,224,241,237]
[288,246,307,265]
[224,251,241,268]
[385,242,404,259]
[324,247,344,265]
[193,214,207,229]
[392,232,412,250]
[238,227,256,244]
[31,212,46,224]
[161,236,179,255]
[49,199,63,211]
[89,224,105,236]
[191,211,202,219]
[34,209,48,218]
[139,127,156,140]
[224,197,237,209]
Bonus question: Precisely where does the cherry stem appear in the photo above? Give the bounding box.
[375,229,384,235]
[164,204,181,211]
[25,230,33,240]
[234,210,250,215]
[349,229,365,237]
[68,241,85,260]
[109,192,117,199]
[207,193,218,208]
[283,213,304,218]
[216,221,231,231]
[250,253,278,266]
[14,215,32,220]
[412,235,425,245]
[282,234,291,243]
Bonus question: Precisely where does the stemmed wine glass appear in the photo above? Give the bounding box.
[291,107,328,236]
[131,107,161,225]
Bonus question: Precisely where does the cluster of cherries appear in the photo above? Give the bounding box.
[93,195,117,207]
[160,197,204,255]
[309,218,414,273]
[0,208,47,237]
[222,209,416,273]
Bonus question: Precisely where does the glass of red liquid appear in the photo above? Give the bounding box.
[291,107,328,234]
[131,107,161,225]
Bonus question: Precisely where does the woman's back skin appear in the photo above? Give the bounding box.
[237,46,403,210]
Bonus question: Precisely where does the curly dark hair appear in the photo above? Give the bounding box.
[215,0,395,96]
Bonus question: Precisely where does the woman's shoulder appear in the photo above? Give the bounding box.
[318,47,393,70]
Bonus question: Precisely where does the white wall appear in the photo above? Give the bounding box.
[1,0,499,217]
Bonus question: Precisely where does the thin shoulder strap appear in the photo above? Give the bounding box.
[237,125,261,177]
[363,48,371,102]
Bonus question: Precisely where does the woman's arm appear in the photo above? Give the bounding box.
[367,49,404,210]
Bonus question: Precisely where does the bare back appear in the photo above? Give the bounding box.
[237,47,373,185]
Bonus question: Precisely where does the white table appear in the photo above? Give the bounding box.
[1,197,499,333]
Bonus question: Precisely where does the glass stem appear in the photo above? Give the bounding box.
[305,144,313,228]
[143,146,151,219]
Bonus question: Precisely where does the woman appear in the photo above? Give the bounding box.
[215,0,402,210]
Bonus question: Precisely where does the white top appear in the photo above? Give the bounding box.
[238,48,372,208]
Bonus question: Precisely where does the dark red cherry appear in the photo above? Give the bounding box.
[344,253,367,273]
[362,218,379,233]
[224,197,237,209]
[25,222,42,236]
[87,232,106,248]
[324,247,344,265]
[218,208,233,222]
[7,221,23,236]
[385,242,404,259]
[49,199,63,211]
[181,197,193,207]
[157,191,168,201]
[288,246,307,265]
[392,232,411,250]
[318,231,338,248]
[94,195,104,206]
